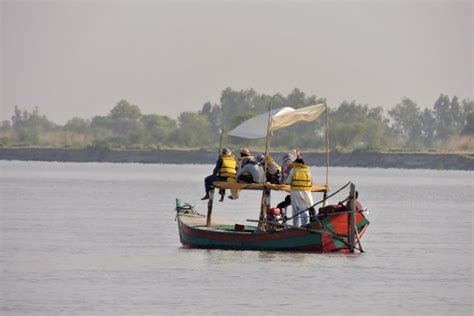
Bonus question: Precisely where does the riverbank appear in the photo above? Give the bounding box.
[1,147,473,170]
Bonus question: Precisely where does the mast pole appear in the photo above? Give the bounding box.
[348,183,356,252]
[258,101,273,229]
[217,128,224,158]
[217,106,225,158]
[323,102,329,206]
[263,101,273,175]
[207,127,224,224]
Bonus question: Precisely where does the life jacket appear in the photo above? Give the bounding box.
[290,162,312,191]
[217,154,237,178]
[248,160,262,167]
[238,155,254,169]
[241,159,261,177]
[265,157,281,175]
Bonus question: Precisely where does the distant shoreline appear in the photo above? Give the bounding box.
[0,147,473,171]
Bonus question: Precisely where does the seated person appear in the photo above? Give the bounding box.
[265,155,281,184]
[228,148,254,200]
[202,147,237,202]
[236,154,265,183]
[276,195,292,219]
[266,207,283,224]
[238,148,254,171]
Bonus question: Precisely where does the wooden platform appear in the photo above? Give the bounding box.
[212,181,328,193]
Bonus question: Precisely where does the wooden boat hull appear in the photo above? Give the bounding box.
[177,211,369,253]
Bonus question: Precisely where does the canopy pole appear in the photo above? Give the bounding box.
[217,104,226,157]
[206,189,214,227]
[217,127,224,158]
[258,101,273,229]
[263,100,273,173]
[348,183,356,252]
[323,102,329,206]
[215,108,226,200]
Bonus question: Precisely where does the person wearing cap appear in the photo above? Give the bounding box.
[284,158,314,227]
[227,148,254,200]
[202,147,237,202]
[236,153,265,183]
[237,148,254,171]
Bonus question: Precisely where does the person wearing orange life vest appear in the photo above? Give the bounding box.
[284,158,314,227]
[202,148,237,202]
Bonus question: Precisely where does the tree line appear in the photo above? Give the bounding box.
[0,87,473,152]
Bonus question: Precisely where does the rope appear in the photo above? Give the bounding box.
[175,203,205,220]
[284,181,352,223]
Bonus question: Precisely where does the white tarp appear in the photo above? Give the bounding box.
[227,103,326,139]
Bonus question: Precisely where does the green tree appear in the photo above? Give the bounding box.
[170,112,213,147]
[199,102,222,134]
[220,88,257,128]
[90,115,113,130]
[419,108,437,148]
[388,98,423,147]
[461,99,474,135]
[10,106,56,145]
[88,100,146,147]
[64,117,90,133]
[286,88,307,108]
[0,120,11,133]
[107,100,145,146]
[433,94,463,141]
[462,113,474,135]
[140,114,177,145]
[329,101,390,150]
[109,100,142,120]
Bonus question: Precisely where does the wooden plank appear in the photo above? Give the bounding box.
[213,181,328,193]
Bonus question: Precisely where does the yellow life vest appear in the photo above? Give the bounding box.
[290,163,312,191]
[218,154,237,179]
[265,156,281,174]
[238,155,254,169]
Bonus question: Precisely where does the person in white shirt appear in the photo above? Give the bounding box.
[284,158,314,227]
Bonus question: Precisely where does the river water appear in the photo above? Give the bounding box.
[0,161,472,315]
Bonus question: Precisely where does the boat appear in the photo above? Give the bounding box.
[175,103,370,253]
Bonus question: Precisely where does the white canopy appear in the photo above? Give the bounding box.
[227,103,326,139]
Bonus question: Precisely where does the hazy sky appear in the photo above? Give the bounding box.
[1,0,472,124]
